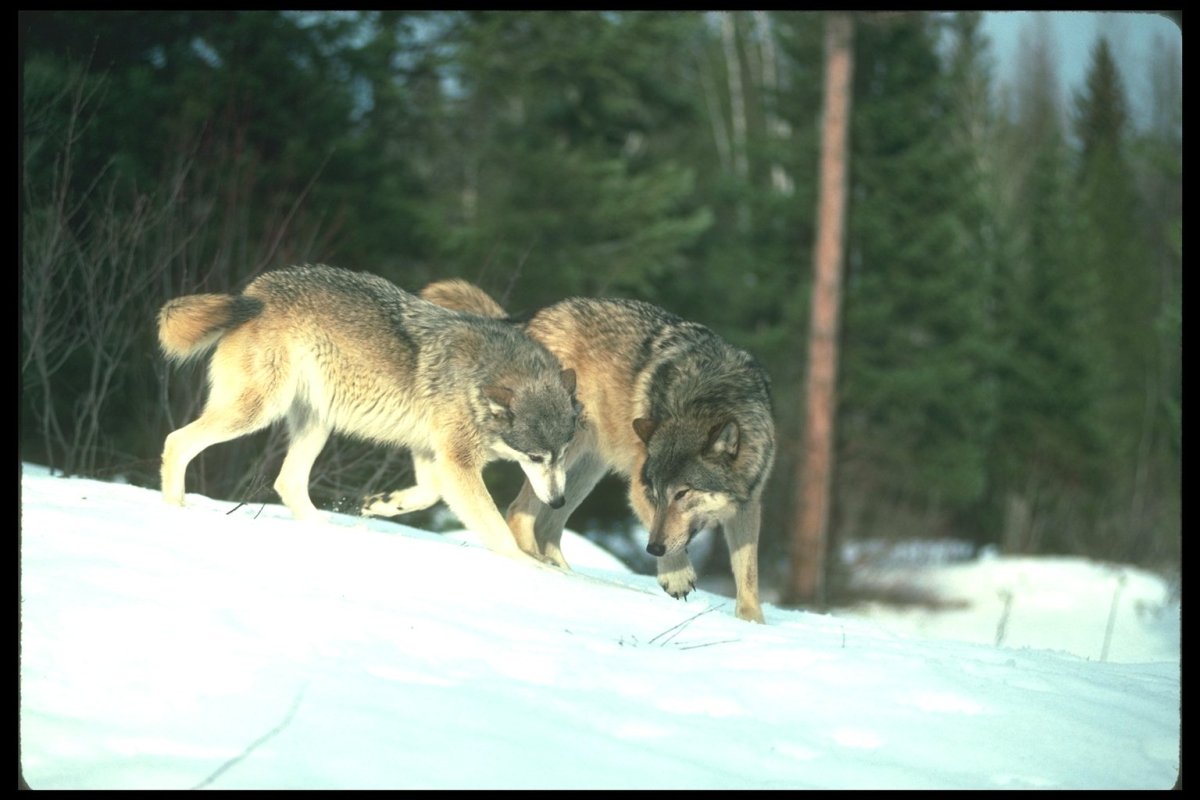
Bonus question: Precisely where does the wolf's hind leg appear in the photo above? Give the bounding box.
[274,415,332,522]
[161,401,272,508]
[361,454,442,517]
[163,336,289,510]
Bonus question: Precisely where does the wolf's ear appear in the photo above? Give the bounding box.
[560,368,576,395]
[705,419,740,459]
[633,417,659,445]
[485,386,515,419]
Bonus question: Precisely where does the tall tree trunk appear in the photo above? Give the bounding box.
[697,49,733,176]
[787,11,854,607]
[754,11,793,195]
[721,12,750,183]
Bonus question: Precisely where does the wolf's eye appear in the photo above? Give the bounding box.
[674,489,689,502]
[528,454,545,464]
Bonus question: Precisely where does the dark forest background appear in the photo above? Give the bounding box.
[20,12,1181,598]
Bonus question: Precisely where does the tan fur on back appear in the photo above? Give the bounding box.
[525,306,650,478]
[420,279,508,319]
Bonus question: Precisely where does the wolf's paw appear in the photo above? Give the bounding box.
[736,602,766,624]
[361,491,402,517]
[658,565,698,600]
[538,546,571,570]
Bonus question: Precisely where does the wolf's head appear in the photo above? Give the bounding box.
[486,368,580,509]
[633,416,744,557]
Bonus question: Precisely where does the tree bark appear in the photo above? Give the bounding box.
[788,11,854,607]
[721,12,750,183]
[754,11,793,195]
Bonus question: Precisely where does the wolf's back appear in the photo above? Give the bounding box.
[420,279,508,320]
[157,293,265,362]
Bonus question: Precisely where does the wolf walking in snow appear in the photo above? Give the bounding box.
[158,265,579,561]
[411,279,775,622]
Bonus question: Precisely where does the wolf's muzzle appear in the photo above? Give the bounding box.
[548,495,566,509]
[646,542,666,557]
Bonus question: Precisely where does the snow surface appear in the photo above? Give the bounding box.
[18,464,1181,789]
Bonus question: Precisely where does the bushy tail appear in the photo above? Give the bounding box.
[157,293,264,362]
[420,279,508,320]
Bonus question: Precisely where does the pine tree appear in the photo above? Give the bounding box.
[431,12,712,309]
[834,12,994,549]
[1074,36,1173,562]
[1127,34,1182,566]
[985,20,1106,556]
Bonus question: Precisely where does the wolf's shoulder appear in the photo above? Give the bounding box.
[553,296,685,327]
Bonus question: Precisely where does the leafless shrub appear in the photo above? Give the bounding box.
[20,64,365,510]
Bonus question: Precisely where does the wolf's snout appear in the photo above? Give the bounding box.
[646,542,666,557]
[548,494,566,509]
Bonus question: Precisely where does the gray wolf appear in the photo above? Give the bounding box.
[158,265,579,561]
[418,279,775,622]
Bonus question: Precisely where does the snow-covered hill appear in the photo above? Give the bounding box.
[18,465,1181,789]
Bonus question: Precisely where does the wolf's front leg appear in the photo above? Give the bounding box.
[505,481,557,563]
[723,504,765,623]
[436,458,537,564]
[655,550,698,600]
[507,448,609,567]
[627,468,698,599]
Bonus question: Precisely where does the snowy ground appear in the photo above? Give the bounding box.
[833,546,1180,666]
[18,464,1181,789]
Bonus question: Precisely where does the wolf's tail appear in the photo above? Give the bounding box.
[420,279,508,320]
[157,293,265,362]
